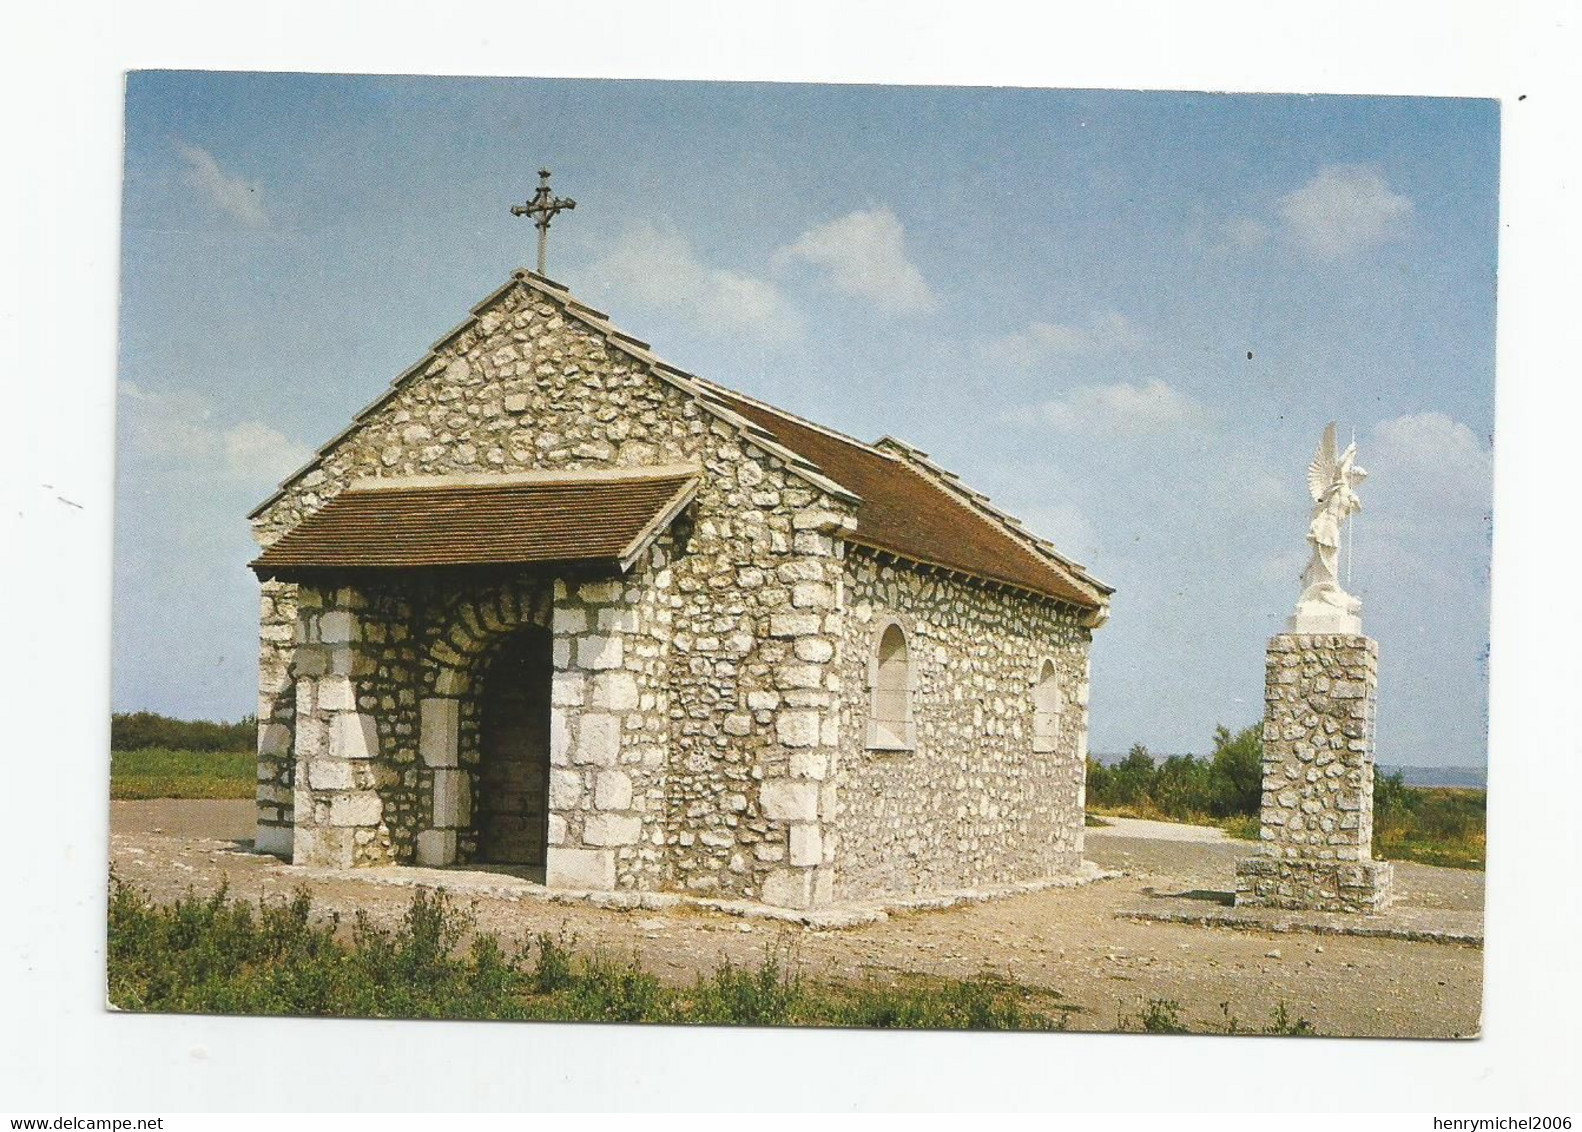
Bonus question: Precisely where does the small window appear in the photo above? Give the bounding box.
[1032,659,1062,753]
[867,621,915,750]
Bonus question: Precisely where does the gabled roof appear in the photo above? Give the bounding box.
[250,467,697,581]
[251,269,1111,616]
[696,382,1111,612]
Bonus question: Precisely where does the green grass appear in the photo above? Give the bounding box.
[110,747,255,800]
[106,877,1079,1029]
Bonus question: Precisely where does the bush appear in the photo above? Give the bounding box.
[1371,771,1485,869]
[111,712,256,753]
[1086,726,1263,824]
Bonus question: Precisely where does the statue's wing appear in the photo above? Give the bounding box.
[1306,422,1339,502]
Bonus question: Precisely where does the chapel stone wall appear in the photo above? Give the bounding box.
[251,279,857,905]
[832,551,1092,901]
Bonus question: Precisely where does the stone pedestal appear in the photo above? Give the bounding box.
[1235,633,1394,914]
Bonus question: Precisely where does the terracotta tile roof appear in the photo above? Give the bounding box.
[701,386,1111,611]
[250,469,697,581]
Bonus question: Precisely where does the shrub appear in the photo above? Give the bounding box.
[111,711,256,753]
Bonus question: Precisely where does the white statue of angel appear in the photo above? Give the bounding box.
[1291,421,1366,632]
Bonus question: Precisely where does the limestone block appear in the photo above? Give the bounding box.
[433,769,464,828]
[550,711,570,765]
[791,509,846,531]
[760,867,812,909]
[578,581,625,604]
[591,671,639,711]
[723,712,753,736]
[503,393,530,413]
[552,672,586,707]
[577,634,624,670]
[789,823,823,866]
[295,828,354,868]
[308,760,354,791]
[330,713,378,760]
[416,829,457,867]
[552,606,588,633]
[319,611,357,644]
[746,690,780,711]
[594,770,633,811]
[257,722,292,758]
[549,769,583,810]
[793,636,835,663]
[583,813,642,846]
[791,582,835,609]
[317,675,356,713]
[419,698,460,767]
[789,751,828,780]
[328,791,382,827]
[760,779,820,822]
[547,846,616,890]
[253,823,292,858]
[775,710,821,748]
[574,714,622,766]
[596,606,640,633]
[294,714,328,759]
[256,782,292,805]
[770,613,821,638]
[547,813,568,846]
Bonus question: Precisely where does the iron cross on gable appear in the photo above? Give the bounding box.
[510,168,577,276]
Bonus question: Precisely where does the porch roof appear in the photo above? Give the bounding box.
[249,466,699,582]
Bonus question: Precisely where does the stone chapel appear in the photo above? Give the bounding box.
[249,269,1113,910]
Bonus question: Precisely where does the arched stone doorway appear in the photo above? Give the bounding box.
[474,624,553,867]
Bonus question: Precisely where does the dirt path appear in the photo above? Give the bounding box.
[109,800,1483,1038]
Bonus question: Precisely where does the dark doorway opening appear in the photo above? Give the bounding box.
[475,625,552,868]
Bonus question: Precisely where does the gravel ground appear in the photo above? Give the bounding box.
[109,800,1484,1038]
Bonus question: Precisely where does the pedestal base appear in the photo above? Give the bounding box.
[1235,854,1394,914]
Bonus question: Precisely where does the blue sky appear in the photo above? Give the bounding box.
[115,72,1498,767]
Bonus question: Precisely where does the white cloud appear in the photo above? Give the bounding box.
[1222,216,1270,251]
[121,382,310,485]
[981,311,1141,368]
[1275,164,1413,261]
[777,207,936,315]
[1368,411,1493,511]
[1009,378,1212,439]
[589,222,802,343]
[176,142,268,227]
[222,421,313,482]
[1015,502,1101,566]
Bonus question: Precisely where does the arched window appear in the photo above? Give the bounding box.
[867,621,915,750]
[1032,659,1062,753]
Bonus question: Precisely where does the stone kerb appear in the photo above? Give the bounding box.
[1235,633,1394,914]
[289,586,392,869]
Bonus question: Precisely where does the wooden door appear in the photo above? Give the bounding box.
[475,626,552,865]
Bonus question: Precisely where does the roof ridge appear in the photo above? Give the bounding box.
[874,437,1113,601]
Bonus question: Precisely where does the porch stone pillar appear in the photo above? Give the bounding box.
[289,587,390,868]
